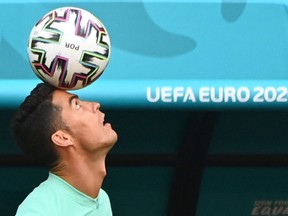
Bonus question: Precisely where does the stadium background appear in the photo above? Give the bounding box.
[1,0,288,215]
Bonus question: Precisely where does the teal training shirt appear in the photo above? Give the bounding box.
[15,173,113,216]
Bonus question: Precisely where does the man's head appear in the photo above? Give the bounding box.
[11,83,66,168]
[11,83,117,169]
[50,89,118,157]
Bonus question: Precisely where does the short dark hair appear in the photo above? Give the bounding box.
[11,83,64,168]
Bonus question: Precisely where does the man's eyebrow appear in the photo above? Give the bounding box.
[68,95,79,106]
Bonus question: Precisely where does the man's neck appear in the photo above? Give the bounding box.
[51,154,107,199]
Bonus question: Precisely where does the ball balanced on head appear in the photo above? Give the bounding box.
[27,7,111,90]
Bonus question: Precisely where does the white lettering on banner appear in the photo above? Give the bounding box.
[183,87,196,102]
[254,201,273,206]
[146,87,196,103]
[146,86,288,104]
[238,87,250,102]
[225,87,237,102]
[161,87,172,102]
[198,87,250,103]
[251,200,288,216]
[253,87,288,102]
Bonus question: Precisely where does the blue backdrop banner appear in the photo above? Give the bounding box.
[2,79,288,109]
[1,0,288,109]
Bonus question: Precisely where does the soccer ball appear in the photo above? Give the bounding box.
[27,7,111,90]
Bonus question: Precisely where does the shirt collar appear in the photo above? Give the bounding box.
[48,172,100,208]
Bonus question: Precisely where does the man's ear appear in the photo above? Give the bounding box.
[51,130,73,147]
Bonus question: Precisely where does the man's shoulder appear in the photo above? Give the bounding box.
[16,174,113,216]
[22,181,52,201]
[15,176,57,216]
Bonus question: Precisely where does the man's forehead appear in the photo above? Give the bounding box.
[52,89,74,104]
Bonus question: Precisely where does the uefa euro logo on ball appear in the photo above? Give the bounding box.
[27,7,111,90]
